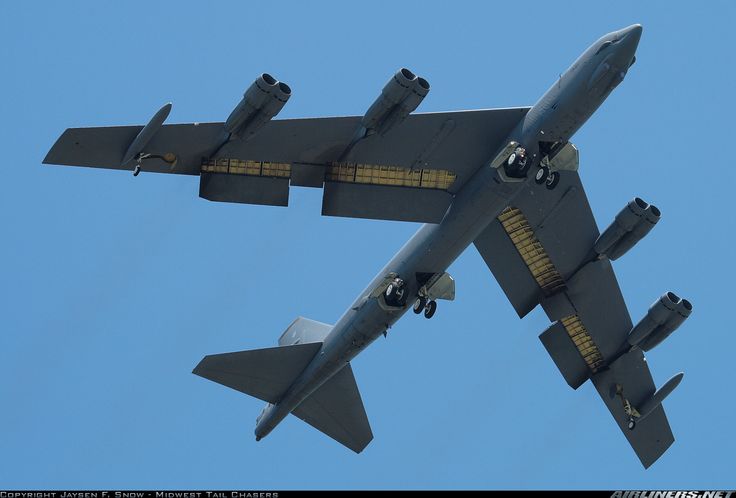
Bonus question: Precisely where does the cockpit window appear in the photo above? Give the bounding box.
[595,41,613,55]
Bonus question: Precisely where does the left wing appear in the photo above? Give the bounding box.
[473,154,686,468]
[44,107,528,223]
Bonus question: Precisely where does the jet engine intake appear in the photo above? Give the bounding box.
[361,68,430,137]
[224,73,291,140]
[627,292,692,352]
[594,197,660,260]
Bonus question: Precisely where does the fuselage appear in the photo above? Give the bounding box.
[255,24,643,441]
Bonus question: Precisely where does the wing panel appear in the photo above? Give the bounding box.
[45,107,529,221]
[45,107,529,186]
[591,349,674,468]
[539,320,590,389]
[565,259,633,361]
[199,173,290,207]
[322,182,453,224]
[473,217,541,317]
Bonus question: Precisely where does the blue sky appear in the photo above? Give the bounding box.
[1,0,734,490]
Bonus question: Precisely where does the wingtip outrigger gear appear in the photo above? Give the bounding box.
[132,152,177,177]
[616,383,641,430]
[121,102,175,176]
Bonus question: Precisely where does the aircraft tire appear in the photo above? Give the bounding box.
[424,300,437,319]
[545,171,560,190]
[413,297,427,314]
[535,167,549,184]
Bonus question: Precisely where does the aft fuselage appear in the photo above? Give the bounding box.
[255,24,642,442]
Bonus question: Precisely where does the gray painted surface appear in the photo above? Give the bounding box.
[322,182,453,223]
[46,24,688,468]
[539,321,590,390]
[199,173,289,207]
[592,348,674,469]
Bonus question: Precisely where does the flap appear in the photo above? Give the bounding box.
[322,182,453,223]
[473,171,600,317]
[539,321,590,389]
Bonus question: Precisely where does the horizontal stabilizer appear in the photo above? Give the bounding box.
[292,363,373,453]
[193,342,322,404]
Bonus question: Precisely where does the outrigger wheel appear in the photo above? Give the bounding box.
[627,418,636,431]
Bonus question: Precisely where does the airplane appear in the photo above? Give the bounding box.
[43,23,693,469]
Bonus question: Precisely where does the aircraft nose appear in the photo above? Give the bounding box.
[621,24,643,44]
[613,24,642,68]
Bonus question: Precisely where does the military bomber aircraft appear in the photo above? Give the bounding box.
[44,24,692,468]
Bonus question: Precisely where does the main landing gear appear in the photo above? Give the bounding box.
[384,278,408,307]
[534,166,560,190]
[413,296,437,319]
[504,147,531,178]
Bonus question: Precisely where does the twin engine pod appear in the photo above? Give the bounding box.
[361,68,430,137]
[225,73,292,140]
[594,197,661,260]
[628,291,693,352]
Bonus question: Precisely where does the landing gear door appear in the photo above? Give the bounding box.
[548,142,579,172]
[423,272,455,301]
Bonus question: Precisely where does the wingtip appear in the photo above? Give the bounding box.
[192,357,208,376]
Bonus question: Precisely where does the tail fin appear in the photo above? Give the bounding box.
[293,363,373,453]
[193,342,322,404]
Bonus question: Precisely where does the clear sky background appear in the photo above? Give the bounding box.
[1,0,734,490]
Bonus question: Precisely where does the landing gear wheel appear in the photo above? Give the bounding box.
[535,166,549,184]
[627,419,636,431]
[505,149,529,178]
[133,164,141,177]
[516,158,531,177]
[384,280,406,306]
[413,297,427,314]
[545,171,560,190]
[424,300,437,319]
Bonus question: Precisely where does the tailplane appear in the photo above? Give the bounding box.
[193,341,322,403]
[193,317,373,453]
[293,363,373,453]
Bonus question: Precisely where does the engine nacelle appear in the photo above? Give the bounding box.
[361,68,430,137]
[627,292,693,352]
[224,73,291,140]
[594,198,660,260]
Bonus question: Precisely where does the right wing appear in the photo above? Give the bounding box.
[473,164,679,468]
[44,107,529,223]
